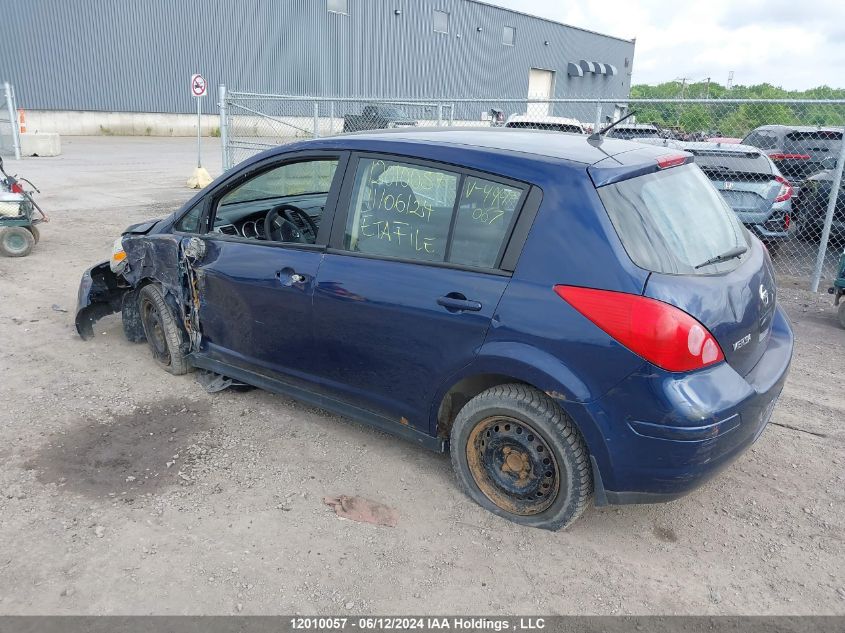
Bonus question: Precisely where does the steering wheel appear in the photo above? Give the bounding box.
[264,204,319,244]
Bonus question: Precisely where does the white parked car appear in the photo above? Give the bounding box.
[504,114,586,134]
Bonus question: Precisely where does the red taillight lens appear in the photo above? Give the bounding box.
[10,182,23,194]
[784,213,791,229]
[656,154,687,169]
[554,286,725,372]
[774,175,793,202]
[769,153,810,160]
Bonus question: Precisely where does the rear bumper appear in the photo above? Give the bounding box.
[75,261,128,339]
[572,304,793,505]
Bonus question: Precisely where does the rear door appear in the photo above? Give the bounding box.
[311,154,529,432]
[595,163,776,376]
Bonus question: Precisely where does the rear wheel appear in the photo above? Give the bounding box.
[27,225,40,244]
[138,284,189,375]
[0,227,35,257]
[838,302,845,329]
[449,384,592,530]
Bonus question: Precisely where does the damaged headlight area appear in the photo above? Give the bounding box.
[75,261,133,340]
[110,237,128,274]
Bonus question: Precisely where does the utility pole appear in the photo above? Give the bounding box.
[704,77,711,99]
[727,71,734,90]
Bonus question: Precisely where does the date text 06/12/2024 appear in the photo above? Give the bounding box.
[290,617,547,630]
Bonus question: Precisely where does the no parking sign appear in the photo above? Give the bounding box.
[190,73,207,98]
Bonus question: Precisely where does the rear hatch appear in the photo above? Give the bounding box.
[591,158,776,376]
[774,130,842,183]
[693,149,782,224]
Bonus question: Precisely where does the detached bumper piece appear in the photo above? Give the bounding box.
[75,261,129,340]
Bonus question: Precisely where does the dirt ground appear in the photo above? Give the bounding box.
[0,137,843,615]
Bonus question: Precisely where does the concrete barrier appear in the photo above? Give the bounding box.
[19,132,61,157]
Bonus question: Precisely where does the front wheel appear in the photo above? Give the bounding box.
[450,384,592,530]
[0,227,35,257]
[138,284,189,375]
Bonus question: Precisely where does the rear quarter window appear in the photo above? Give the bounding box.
[597,164,749,275]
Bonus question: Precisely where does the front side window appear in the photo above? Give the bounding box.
[175,202,204,233]
[434,10,449,34]
[344,159,458,262]
[213,158,339,243]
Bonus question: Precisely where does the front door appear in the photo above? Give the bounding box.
[190,153,347,385]
[311,155,529,433]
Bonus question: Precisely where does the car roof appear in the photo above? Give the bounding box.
[303,127,667,166]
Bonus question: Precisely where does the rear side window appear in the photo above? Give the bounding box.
[692,150,773,175]
[597,164,748,275]
[449,177,523,268]
[343,158,525,269]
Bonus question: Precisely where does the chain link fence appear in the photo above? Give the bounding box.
[219,88,845,291]
[0,82,21,159]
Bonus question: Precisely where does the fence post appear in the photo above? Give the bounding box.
[594,102,602,133]
[218,84,228,171]
[810,125,845,292]
[329,101,335,136]
[4,82,21,160]
[313,102,320,138]
[437,102,443,127]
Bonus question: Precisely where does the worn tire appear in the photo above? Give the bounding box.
[27,225,40,244]
[137,284,189,375]
[450,384,592,530]
[0,227,35,257]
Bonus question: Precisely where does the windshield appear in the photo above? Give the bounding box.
[597,164,749,275]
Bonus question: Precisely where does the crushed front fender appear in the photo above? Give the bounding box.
[75,261,129,340]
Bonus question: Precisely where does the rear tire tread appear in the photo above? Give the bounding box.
[450,383,592,530]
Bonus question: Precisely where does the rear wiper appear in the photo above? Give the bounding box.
[694,245,748,269]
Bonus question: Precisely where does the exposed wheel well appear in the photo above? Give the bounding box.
[436,373,529,439]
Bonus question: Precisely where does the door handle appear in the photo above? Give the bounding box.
[437,293,482,313]
[277,268,307,286]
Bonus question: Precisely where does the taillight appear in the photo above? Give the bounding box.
[769,153,810,160]
[10,182,23,194]
[784,213,791,229]
[553,286,725,372]
[656,155,687,169]
[774,175,793,202]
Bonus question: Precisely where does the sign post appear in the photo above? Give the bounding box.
[187,73,212,189]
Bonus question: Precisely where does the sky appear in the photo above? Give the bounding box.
[487,0,845,90]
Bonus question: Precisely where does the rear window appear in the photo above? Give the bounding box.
[597,164,749,275]
[785,131,842,153]
[692,150,773,175]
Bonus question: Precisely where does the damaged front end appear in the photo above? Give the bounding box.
[74,261,136,340]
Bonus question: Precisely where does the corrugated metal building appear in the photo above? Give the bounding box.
[1,0,634,114]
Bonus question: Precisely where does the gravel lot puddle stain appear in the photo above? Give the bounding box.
[25,399,211,498]
[653,525,678,543]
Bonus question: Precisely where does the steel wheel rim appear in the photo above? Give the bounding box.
[466,416,561,516]
[141,299,170,365]
[4,231,28,253]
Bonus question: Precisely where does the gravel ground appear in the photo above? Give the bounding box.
[0,137,843,615]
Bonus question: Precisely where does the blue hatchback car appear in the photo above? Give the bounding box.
[76,129,793,530]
